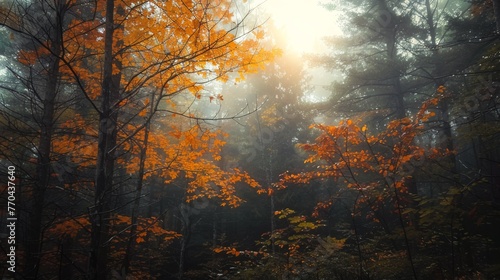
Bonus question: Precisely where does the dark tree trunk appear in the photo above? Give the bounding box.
[493,0,500,34]
[122,93,154,275]
[178,210,192,280]
[376,1,417,278]
[90,0,122,278]
[424,0,456,171]
[25,2,65,278]
[58,235,74,279]
[376,0,406,119]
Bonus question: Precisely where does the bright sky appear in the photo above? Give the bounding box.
[257,0,343,102]
[262,0,342,54]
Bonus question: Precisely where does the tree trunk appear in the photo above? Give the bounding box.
[376,2,417,278]
[493,0,500,34]
[122,93,154,275]
[425,0,456,171]
[90,0,122,278]
[58,235,74,279]
[377,0,406,119]
[25,2,65,278]
[178,209,192,280]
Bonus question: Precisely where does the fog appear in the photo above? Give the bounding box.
[0,0,499,279]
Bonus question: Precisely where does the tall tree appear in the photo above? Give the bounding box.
[0,1,73,278]
[60,0,276,278]
[89,0,120,277]
[311,0,418,127]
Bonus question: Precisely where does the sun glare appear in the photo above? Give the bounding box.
[263,0,342,54]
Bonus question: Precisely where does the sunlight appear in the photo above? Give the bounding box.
[263,0,342,54]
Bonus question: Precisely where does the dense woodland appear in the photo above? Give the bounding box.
[0,0,499,279]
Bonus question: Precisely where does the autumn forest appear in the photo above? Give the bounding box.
[0,0,499,279]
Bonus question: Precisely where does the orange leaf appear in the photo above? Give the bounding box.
[136,236,145,243]
[213,247,224,253]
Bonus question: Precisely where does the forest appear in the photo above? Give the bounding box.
[0,0,499,279]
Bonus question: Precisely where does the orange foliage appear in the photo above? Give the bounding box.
[213,246,262,257]
[117,120,261,207]
[48,217,91,238]
[48,214,180,244]
[112,214,181,244]
[53,114,97,161]
[52,0,279,100]
[278,93,450,216]
[50,109,261,207]
[12,0,274,211]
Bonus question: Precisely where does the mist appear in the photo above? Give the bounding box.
[0,0,499,279]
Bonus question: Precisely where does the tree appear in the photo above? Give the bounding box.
[311,0,420,127]
[2,0,276,278]
[278,93,450,278]
[78,0,275,276]
[0,1,77,278]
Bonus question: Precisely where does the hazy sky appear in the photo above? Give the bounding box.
[262,0,342,54]
[260,0,342,102]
